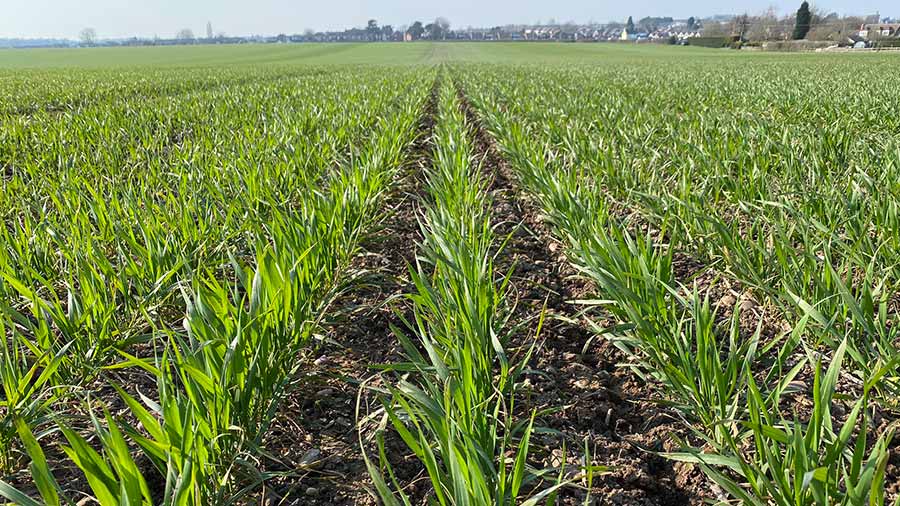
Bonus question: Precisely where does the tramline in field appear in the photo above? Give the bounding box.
[1,43,899,505]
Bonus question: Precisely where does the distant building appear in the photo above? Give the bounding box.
[620,28,651,41]
[860,23,900,39]
[673,30,702,40]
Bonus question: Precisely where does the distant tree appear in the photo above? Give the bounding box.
[366,19,379,41]
[747,8,777,41]
[821,11,839,23]
[381,25,394,40]
[637,16,673,32]
[79,27,97,46]
[807,14,863,41]
[625,16,635,34]
[206,21,213,39]
[734,14,750,39]
[702,21,731,36]
[687,16,696,30]
[176,28,195,41]
[436,17,451,39]
[408,21,425,40]
[793,1,812,39]
[423,18,450,40]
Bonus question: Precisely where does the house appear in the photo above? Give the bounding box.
[672,30,701,40]
[860,23,900,39]
[600,28,623,40]
[525,27,560,40]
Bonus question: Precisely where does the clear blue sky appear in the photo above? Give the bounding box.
[1,0,895,39]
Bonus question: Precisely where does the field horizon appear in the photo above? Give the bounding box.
[4,40,896,69]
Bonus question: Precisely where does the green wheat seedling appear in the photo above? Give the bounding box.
[670,340,897,506]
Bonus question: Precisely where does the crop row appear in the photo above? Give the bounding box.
[0,64,342,116]
[363,77,527,505]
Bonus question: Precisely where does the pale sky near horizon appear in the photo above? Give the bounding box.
[1,0,896,39]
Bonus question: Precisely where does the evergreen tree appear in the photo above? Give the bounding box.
[626,16,635,34]
[793,1,812,39]
[408,21,425,40]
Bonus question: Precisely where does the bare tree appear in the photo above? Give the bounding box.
[734,13,751,39]
[702,20,731,36]
[206,21,213,40]
[79,27,97,46]
[746,8,778,41]
[436,17,451,38]
[806,15,853,41]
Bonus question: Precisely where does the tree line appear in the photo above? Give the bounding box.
[703,1,883,42]
[366,18,452,40]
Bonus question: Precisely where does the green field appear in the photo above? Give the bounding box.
[0,40,847,68]
[1,43,900,506]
